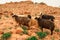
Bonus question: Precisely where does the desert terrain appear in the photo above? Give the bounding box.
[0,1,60,40]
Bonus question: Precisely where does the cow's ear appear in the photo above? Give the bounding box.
[11,13,14,16]
[40,13,43,16]
[28,15,31,19]
[39,13,43,18]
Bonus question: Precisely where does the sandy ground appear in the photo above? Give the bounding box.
[0,1,60,40]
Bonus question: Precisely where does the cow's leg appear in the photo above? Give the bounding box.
[51,29,53,35]
[41,27,43,32]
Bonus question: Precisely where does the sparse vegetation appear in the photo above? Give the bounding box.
[36,32,47,39]
[44,31,50,35]
[55,29,60,32]
[8,27,12,29]
[0,1,60,40]
[23,30,28,34]
[1,32,11,40]
[26,36,38,40]
[5,15,9,18]
[21,25,28,30]
[21,25,28,34]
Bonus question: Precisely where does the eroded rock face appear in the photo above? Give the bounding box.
[0,1,60,15]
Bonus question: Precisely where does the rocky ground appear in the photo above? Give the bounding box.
[0,1,60,40]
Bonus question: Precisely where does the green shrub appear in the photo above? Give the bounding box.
[21,25,28,30]
[36,32,47,39]
[21,25,28,34]
[26,36,38,40]
[23,30,28,34]
[1,32,11,40]
[55,29,60,32]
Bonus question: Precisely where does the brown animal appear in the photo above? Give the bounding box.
[39,13,55,22]
[12,15,31,27]
[35,17,55,35]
